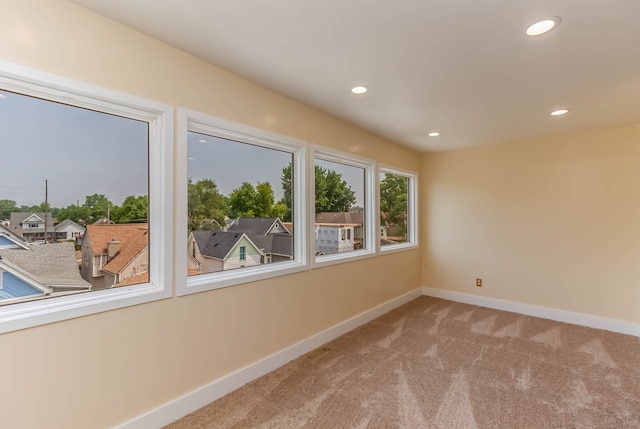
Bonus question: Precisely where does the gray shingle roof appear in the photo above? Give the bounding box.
[0,242,90,289]
[270,234,293,256]
[54,218,85,233]
[227,217,280,236]
[0,225,28,247]
[194,218,293,260]
[9,212,55,228]
[193,231,257,260]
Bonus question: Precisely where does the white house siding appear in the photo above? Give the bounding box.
[223,236,262,271]
[187,234,199,260]
[187,254,200,271]
[315,225,355,254]
[117,247,149,284]
[188,235,222,273]
[268,221,288,234]
[80,238,100,284]
[101,272,117,289]
[56,225,84,241]
[200,257,224,274]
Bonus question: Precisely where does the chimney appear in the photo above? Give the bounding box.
[107,239,121,260]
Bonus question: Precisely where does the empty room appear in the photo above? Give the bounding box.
[0,1,638,428]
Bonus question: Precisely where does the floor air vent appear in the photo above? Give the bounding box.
[305,347,331,360]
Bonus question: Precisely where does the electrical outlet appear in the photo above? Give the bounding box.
[476,278,482,287]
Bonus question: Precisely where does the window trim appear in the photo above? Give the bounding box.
[312,145,377,268]
[378,164,419,254]
[176,108,309,295]
[0,60,174,334]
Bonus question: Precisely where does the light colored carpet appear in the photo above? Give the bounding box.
[165,297,640,428]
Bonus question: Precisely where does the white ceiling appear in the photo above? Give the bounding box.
[72,0,640,152]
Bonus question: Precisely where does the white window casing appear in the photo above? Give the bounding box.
[0,61,174,334]
[312,145,377,268]
[176,109,309,295]
[378,164,419,253]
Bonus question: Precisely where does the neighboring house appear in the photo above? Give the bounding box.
[380,225,388,240]
[226,217,293,263]
[81,224,149,289]
[54,219,85,242]
[189,231,264,273]
[0,241,91,305]
[8,212,57,243]
[225,217,290,235]
[189,217,294,274]
[0,225,28,249]
[315,212,364,249]
[315,223,356,255]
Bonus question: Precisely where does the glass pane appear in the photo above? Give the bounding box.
[187,131,293,275]
[314,159,365,256]
[0,89,150,306]
[379,172,409,245]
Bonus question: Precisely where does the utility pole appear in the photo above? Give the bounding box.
[44,179,48,244]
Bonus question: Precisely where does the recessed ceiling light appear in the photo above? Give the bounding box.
[0,94,6,99]
[428,132,441,137]
[351,86,369,95]
[198,139,206,143]
[526,17,561,36]
[550,109,569,116]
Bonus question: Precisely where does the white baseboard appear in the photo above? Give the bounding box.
[422,287,640,337]
[118,288,423,429]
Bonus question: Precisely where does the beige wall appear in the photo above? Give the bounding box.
[0,1,421,428]
[422,124,640,324]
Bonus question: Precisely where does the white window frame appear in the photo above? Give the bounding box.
[176,109,309,295]
[312,146,377,268]
[0,61,174,334]
[378,165,418,253]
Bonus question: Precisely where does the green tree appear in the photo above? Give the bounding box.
[188,178,227,231]
[22,205,41,213]
[280,163,356,220]
[38,202,53,214]
[84,194,112,221]
[57,204,90,224]
[314,166,356,213]
[254,182,276,217]
[279,163,294,221]
[228,182,257,218]
[0,199,17,219]
[112,195,148,223]
[228,181,282,219]
[270,202,288,220]
[380,173,408,237]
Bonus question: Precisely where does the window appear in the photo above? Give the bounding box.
[379,167,418,251]
[313,148,376,265]
[177,109,307,294]
[0,61,173,334]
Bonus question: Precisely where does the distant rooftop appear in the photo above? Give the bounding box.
[0,242,90,289]
[85,223,149,275]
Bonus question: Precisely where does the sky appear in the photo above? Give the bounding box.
[188,132,365,206]
[0,87,364,212]
[0,88,148,208]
